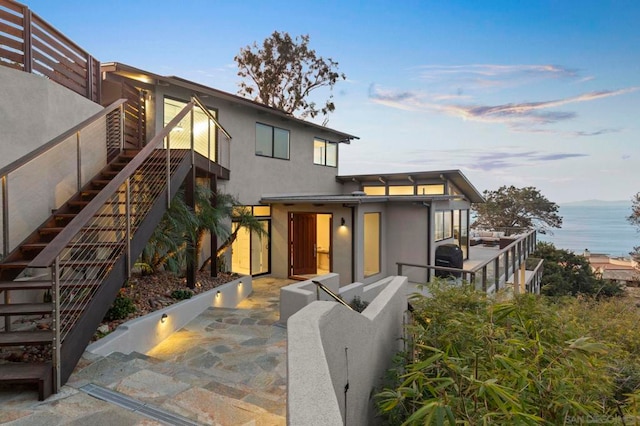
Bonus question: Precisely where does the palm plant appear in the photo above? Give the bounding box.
[138,183,266,276]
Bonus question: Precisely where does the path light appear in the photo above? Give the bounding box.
[216,290,221,298]
[161,313,168,323]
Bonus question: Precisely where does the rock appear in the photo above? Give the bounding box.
[97,324,110,334]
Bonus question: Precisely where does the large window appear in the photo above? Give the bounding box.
[435,210,453,241]
[164,97,217,160]
[256,123,289,159]
[231,205,271,276]
[364,213,381,277]
[313,138,337,167]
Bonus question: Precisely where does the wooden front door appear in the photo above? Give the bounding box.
[290,213,317,276]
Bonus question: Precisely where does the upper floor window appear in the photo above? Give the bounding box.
[417,184,445,195]
[256,123,289,160]
[388,185,414,196]
[313,138,337,167]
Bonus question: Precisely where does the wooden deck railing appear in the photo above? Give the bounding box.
[0,0,100,103]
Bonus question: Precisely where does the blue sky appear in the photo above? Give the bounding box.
[23,0,640,203]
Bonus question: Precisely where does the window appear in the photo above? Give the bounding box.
[256,123,289,159]
[364,213,381,277]
[417,184,445,195]
[164,97,217,160]
[313,138,337,167]
[388,185,414,196]
[363,186,386,196]
[435,210,453,241]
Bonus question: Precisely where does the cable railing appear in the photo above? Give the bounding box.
[24,96,229,390]
[0,0,100,102]
[397,230,540,295]
[0,99,126,260]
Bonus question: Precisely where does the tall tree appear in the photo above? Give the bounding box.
[628,192,640,261]
[472,185,562,234]
[235,31,346,120]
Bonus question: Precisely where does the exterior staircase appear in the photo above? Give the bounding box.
[0,97,224,400]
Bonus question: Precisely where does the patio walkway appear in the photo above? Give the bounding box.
[0,277,294,425]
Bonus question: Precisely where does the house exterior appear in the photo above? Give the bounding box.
[0,0,536,397]
[99,62,484,285]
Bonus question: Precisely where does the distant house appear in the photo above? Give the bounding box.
[586,252,639,285]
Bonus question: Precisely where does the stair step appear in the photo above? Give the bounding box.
[0,260,30,269]
[38,227,64,235]
[0,281,51,291]
[0,303,52,316]
[20,243,47,252]
[67,200,90,208]
[0,301,88,316]
[0,362,53,401]
[0,331,53,346]
[54,213,77,219]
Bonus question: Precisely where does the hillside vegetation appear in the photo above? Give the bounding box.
[376,283,640,425]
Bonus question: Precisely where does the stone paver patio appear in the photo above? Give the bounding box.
[0,277,294,425]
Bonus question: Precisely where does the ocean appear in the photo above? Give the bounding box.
[538,201,638,258]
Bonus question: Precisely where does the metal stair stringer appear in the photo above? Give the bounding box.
[56,150,193,385]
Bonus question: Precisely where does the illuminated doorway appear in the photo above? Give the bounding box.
[288,213,332,277]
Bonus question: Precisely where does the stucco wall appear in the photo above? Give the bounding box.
[386,203,430,281]
[287,275,408,425]
[148,86,345,205]
[0,66,102,168]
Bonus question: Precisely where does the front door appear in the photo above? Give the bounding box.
[290,213,317,276]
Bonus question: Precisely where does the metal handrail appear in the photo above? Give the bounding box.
[312,280,354,311]
[397,261,477,282]
[192,95,232,141]
[0,99,126,179]
[28,100,194,268]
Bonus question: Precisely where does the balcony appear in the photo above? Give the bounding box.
[398,230,544,296]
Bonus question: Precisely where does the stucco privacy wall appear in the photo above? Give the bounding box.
[0,66,102,168]
[287,275,408,425]
[149,85,345,205]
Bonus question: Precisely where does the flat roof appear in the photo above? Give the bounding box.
[101,62,359,143]
[336,170,485,203]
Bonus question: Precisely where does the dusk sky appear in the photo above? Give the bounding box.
[24,0,640,203]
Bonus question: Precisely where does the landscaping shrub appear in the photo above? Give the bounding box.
[103,291,136,321]
[349,296,369,313]
[170,289,193,300]
[375,283,640,424]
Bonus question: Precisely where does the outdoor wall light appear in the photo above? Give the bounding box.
[341,217,346,227]
[161,313,168,323]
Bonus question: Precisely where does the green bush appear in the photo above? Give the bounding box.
[349,296,369,313]
[103,291,136,321]
[375,283,640,424]
[170,289,193,300]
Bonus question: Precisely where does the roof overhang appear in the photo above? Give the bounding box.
[260,193,466,205]
[101,62,359,143]
[337,170,485,203]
